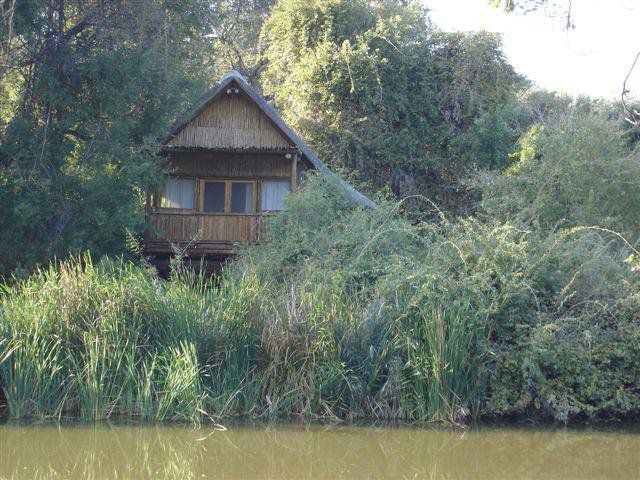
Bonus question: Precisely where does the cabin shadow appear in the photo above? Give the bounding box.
[144,70,372,275]
[147,252,229,279]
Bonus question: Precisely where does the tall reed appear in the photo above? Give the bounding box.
[0,255,206,423]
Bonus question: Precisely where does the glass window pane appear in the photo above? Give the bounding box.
[160,177,195,209]
[231,183,254,213]
[203,182,226,213]
[261,180,290,211]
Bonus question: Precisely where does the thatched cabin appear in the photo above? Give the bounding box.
[145,70,372,269]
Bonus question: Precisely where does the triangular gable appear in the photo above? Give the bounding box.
[163,71,375,208]
[166,81,293,150]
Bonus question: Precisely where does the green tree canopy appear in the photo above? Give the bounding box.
[0,0,218,274]
[260,0,525,202]
[473,112,640,237]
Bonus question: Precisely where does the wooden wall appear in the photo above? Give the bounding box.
[146,151,306,253]
[166,88,293,150]
[167,152,293,178]
[145,212,268,254]
[147,213,264,244]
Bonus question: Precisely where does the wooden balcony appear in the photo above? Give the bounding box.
[144,212,267,254]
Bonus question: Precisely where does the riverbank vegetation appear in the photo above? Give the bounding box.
[1,0,640,424]
[2,170,639,424]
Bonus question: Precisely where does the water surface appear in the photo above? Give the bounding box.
[1,421,639,479]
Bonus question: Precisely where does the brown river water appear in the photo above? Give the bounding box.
[0,421,639,479]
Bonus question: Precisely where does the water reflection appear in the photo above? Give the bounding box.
[1,421,639,479]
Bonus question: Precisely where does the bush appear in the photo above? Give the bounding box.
[472,114,640,239]
[227,176,640,422]
[483,229,640,421]
[1,176,639,423]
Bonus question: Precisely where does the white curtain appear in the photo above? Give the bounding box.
[261,180,290,211]
[160,177,195,209]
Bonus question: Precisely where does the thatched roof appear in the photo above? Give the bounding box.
[163,70,375,209]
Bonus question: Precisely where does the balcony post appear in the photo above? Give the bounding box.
[292,153,298,192]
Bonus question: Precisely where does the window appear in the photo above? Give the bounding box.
[159,177,195,209]
[231,182,254,213]
[261,180,290,211]
[203,182,225,213]
[199,179,256,214]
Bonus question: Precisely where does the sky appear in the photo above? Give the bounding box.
[425,0,640,99]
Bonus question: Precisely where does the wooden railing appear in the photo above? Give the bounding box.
[147,212,266,246]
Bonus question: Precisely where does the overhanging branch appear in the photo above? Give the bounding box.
[622,51,640,126]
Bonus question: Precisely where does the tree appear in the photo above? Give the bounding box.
[491,0,640,126]
[0,0,219,275]
[260,0,525,209]
[472,112,640,237]
[207,0,276,82]
[491,0,573,28]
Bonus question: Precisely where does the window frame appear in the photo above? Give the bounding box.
[198,178,258,215]
[155,176,197,212]
[260,178,292,213]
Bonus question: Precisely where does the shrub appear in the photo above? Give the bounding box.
[472,114,640,239]
[1,176,639,424]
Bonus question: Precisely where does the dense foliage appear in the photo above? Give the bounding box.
[1,177,639,423]
[0,0,224,275]
[473,113,640,237]
[261,0,525,206]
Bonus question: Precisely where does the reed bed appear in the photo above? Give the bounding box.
[1,176,639,424]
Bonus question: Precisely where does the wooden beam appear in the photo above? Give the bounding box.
[291,153,298,192]
[160,146,298,155]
